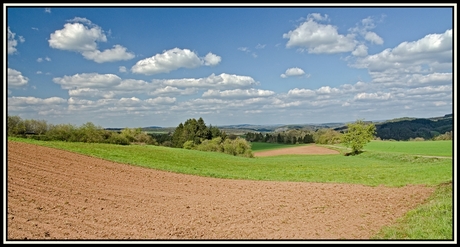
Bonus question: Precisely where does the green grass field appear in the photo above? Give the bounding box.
[7,137,454,240]
[363,140,453,157]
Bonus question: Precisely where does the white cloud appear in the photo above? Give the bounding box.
[202,89,275,99]
[145,96,176,105]
[160,73,259,90]
[287,88,315,98]
[49,22,107,52]
[406,85,452,95]
[8,68,29,87]
[351,29,452,89]
[8,27,24,54]
[307,13,329,22]
[349,16,384,46]
[148,86,197,96]
[352,44,368,57]
[52,73,122,89]
[407,72,452,85]
[283,16,356,54]
[48,18,134,63]
[8,96,66,106]
[364,31,384,45]
[317,86,340,95]
[37,57,51,63]
[280,67,305,78]
[119,66,127,73]
[82,44,135,63]
[68,88,116,99]
[354,92,392,101]
[131,48,220,75]
[353,29,452,72]
[203,52,222,66]
[45,8,51,13]
[118,97,142,106]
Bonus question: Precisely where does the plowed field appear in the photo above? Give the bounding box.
[6,141,435,241]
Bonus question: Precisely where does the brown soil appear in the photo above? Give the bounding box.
[6,141,435,241]
[253,144,340,157]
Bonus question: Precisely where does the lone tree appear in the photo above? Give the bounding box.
[341,119,376,155]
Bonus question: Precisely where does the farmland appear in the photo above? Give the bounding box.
[6,137,454,241]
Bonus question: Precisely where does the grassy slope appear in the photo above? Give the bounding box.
[7,138,452,188]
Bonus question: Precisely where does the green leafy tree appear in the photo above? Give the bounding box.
[341,119,376,155]
[172,123,185,147]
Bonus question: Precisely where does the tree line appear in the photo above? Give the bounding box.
[7,115,254,158]
[7,115,157,145]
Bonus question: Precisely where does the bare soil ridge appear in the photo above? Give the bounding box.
[7,141,434,240]
[253,144,340,157]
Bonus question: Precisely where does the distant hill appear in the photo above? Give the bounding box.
[215,113,453,141]
[371,114,453,140]
[109,113,452,141]
[333,113,453,141]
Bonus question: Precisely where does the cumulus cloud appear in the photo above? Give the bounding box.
[354,92,392,101]
[202,89,275,99]
[8,27,24,54]
[119,66,127,73]
[148,86,197,96]
[203,52,222,66]
[283,14,386,55]
[8,96,67,106]
[145,96,176,105]
[352,44,368,57]
[48,18,134,63]
[160,73,259,90]
[68,88,116,99]
[406,85,452,95]
[52,73,122,89]
[280,67,306,78]
[407,72,452,85]
[349,16,384,46]
[287,88,315,98]
[307,13,330,22]
[131,48,221,75]
[8,68,29,87]
[82,44,135,63]
[351,29,452,88]
[364,31,384,45]
[317,86,340,95]
[283,13,357,53]
[49,22,106,52]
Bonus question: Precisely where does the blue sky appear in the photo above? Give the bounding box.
[5,4,455,128]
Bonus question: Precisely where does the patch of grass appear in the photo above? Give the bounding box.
[371,181,453,240]
[363,140,453,157]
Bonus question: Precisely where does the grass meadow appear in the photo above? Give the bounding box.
[7,137,454,240]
